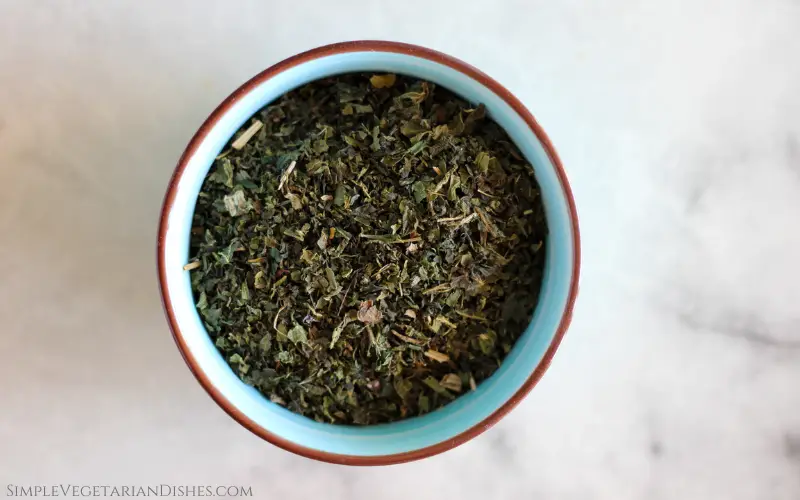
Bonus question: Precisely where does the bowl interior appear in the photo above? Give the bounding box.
[161,50,575,457]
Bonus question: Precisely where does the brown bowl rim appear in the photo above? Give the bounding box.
[157,40,580,466]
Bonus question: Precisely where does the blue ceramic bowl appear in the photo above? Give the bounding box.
[158,41,580,465]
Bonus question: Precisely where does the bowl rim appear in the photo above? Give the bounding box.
[157,40,580,466]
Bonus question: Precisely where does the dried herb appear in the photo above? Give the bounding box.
[187,73,547,425]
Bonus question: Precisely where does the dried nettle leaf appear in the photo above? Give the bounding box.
[187,73,547,425]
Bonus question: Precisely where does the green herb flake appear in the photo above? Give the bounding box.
[188,73,547,425]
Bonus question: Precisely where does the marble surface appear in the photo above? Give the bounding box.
[0,1,798,498]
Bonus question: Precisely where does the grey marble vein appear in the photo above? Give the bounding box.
[787,135,800,179]
[677,311,800,350]
[785,433,800,462]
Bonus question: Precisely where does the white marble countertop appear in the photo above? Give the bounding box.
[0,1,798,498]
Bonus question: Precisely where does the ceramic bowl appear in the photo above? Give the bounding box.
[157,40,580,465]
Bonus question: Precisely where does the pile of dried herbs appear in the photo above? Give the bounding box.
[187,73,547,425]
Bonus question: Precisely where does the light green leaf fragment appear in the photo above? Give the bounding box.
[329,318,350,349]
[287,324,308,345]
[223,190,251,216]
